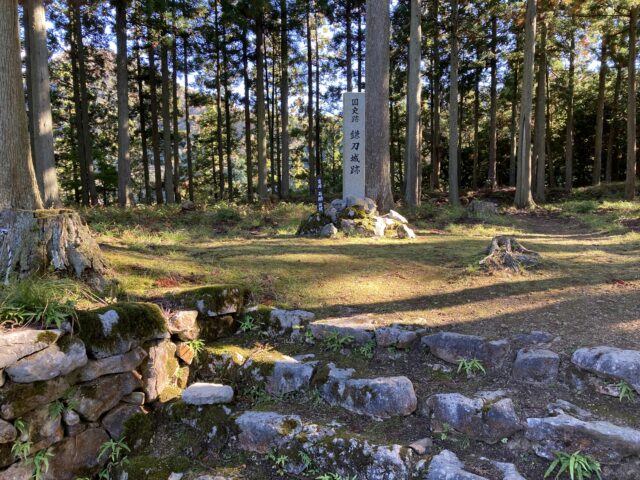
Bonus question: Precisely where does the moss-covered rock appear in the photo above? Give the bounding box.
[118,455,192,480]
[75,302,169,359]
[296,212,333,237]
[0,375,71,420]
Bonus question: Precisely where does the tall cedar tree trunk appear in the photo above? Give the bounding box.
[280,0,290,198]
[222,23,233,200]
[161,36,175,203]
[148,42,163,204]
[346,0,353,91]
[405,0,422,207]
[306,6,316,197]
[564,31,575,191]
[25,0,60,207]
[266,38,275,191]
[514,0,536,209]
[626,6,638,200]
[314,10,322,181]
[171,15,181,201]
[357,9,363,92]
[605,65,622,183]
[214,3,224,199]
[136,42,152,203]
[115,0,131,207]
[183,37,194,202]
[447,0,460,205]
[72,3,98,206]
[594,37,608,186]
[509,34,520,186]
[546,67,554,187]
[365,0,394,212]
[431,0,441,190]
[256,17,268,201]
[488,14,498,190]
[23,5,35,166]
[242,31,253,201]
[472,57,481,189]
[534,20,547,202]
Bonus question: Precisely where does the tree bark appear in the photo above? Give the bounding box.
[564,31,575,192]
[447,0,460,205]
[136,41,151,203]
[404,0,422,207]
[148,42,163,204]
[534,20,547,202]
[115,0,131,207]
[357,5,363,92]
[161,33,175,203]
[365,0,394,212]
[626,6,638,201]
[280,0,290,198]
[594,36,608,186]
[183,37,194,202]
[222,22,233,200]
[509,60,518,187]
[214,1,224,200]
[605,64,622,183]
[514,0,536,209]
[346,0,353,92]
[488,14,498,190]
[171,14,181,202]
[25,0,60,207]
[430,0,441,190]
[472,61,480,189]
[242,31,253,201]
[306,6,316,197]
[255,16,268,201]
[314,9,322,182]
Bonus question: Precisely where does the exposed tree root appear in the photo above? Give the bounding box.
[479,235,541,273]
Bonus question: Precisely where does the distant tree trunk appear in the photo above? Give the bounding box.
[447,0,460,205]
[404,0,422,207]
[357,6,363,92]
[23,5,35,163]
[266,39,275,191]
[514,0,536,209]
[280,0,290,198]
[534,20,547,202]
[25,0,60,207]
[594,36,608,186]
[214,2,224,200]
[148,42,163,204]
[222,22,233,200]
[564,31,575,192]
[509,60,518,187]
[255,17,268,201]
[183,37,194,202]
[626,6,638,201]
[546,66,554,188]
[472,62,480,189]
[314,10,322,182]
[365,0,394,212]
[242,31,253,201]
[161,37,175,203]
[171,23,181,201]
[430,0,441,190]
[488,14,498,190]
[346,0,353,92]
[606,64,622,183]
[306,6,316,197]
[115,0,131,207]
[135,42,151,203]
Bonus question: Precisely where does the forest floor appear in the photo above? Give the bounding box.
[87,183,640,353]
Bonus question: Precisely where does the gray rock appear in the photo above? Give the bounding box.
[0,329,61,370]
[363,197,377,214]
[512,348,559,384]
[0,462,33,480]
[426,393,522,444]
[0,420,16,444]
[5,337,87,383]
[270,309,315,333]
[62,409,80,427]
[387,210,409,224]
[310,314,376,345]
[42,427,109,480]
[467,200,498,216]
[121,392,146,405]
[408,437,433,455]
[78,346,147,382]
[511,330,555,347]
[234,411,302,453]
[331,198,346,211]
[571,346,640,393]
[167,310,200,341]
[23,403,64,452]
[266,358,315,396]
[373,216,386,237]
[340,218,357,235]
[140,339,178,402]
[182,383,234,405]
[101,403,145,439]
[480,459,526,480]
[397,224,416,239]
[0,375,71,420]
[425,450,487,480]
[375,326,418,349]
[320,223,338,238]
[71,372,142,422]
[525,414,640,463]
[546,399,593,420]
[421,332,511,367]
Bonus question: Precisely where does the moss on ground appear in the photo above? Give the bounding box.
[120,455,192,480]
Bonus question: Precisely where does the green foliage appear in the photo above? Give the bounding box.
[356,340,376,359]
[544,451,601,480]
[266,450,289,476]
[323,331,354,352]
[456,358,486,376]
[617,381,636,403]
[31,449,54,480]
[11,439,32,462]
[243,385,273,405]
[185,338,206,359]
[49,400,65,419]
[316,473,357,480]
[97,437,131,479]
[239,314,259,332]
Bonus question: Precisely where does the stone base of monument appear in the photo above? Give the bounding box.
[296,196,416,239]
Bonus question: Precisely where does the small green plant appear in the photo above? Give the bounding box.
[456,358,486,376]
[617,381,636,403]
[266,450,289,475]
[323,331,354,352]
[243,385,273,405]
[544,451,602,480]
[239,315,259,332]
[356,340,376,359]
[97,437,130,479]
[438,422,452,441]
[49,400,65,419]
[32,449,54,480]
[316,474,357,480]
[299,451,320,475]
[304,328,316,343]
[185,338,206,363]
[11,439,32,462]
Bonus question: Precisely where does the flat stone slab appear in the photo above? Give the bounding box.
[234,411,303,453]
[309,314,377,345]
[0,329,61,370]
[571,346,640,393]
[78,346,147,382]
[269,309,315,333]
[512,348,559,384]
[526,413,640,463]
[5,337,87,383]
[375,326,418,349]
[182,383,234,405]
[266,358,315,396]
[422,332,511,367]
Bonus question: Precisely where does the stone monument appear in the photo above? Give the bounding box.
[343,92,365,199]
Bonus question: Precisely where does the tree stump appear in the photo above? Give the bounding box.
[479,235,540,273]
[0,209,107,288]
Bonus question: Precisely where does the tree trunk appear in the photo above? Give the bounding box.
[222,22,233,200]
[242,31,253,201]
[357,7,363,92]
[314,10,322,182]
[430,0,441,190]
[25,0,60,207]
[161,38,175,203]
[183,37,194,202]
[534,20,547,202]
[306,6,316,197]
[280,0,290,198]
[447,0,460,205]
[115,0,131,207]
[171,19,181,202]
[23,5,35,166]
[514,0,536,209]
[594,36,608,186]
[266,38,275,192]
[546,65,554,188]
[214,2,224,200]
[404,0,422,207]
[488,14,498,190]
[365,0,394,212]
[564,31,575,192]
[626,6,638,201]
[255,17,268,201]
[136,41,151,203]
[148,42,163,204]
[509,60,518,187]
[472,63,480,189]
[346,0,353,92]
[606,64,622,183]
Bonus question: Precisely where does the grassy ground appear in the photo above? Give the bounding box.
[85,183,640,351]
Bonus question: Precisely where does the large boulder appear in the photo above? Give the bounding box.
[234,411,303,453]
[571,346,640,393]
[0,329,61,370]
[78,346,147,382]
[422,332,511,368]
[70,372,142,421]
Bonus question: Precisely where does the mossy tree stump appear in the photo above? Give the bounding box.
[0,209,107,288]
